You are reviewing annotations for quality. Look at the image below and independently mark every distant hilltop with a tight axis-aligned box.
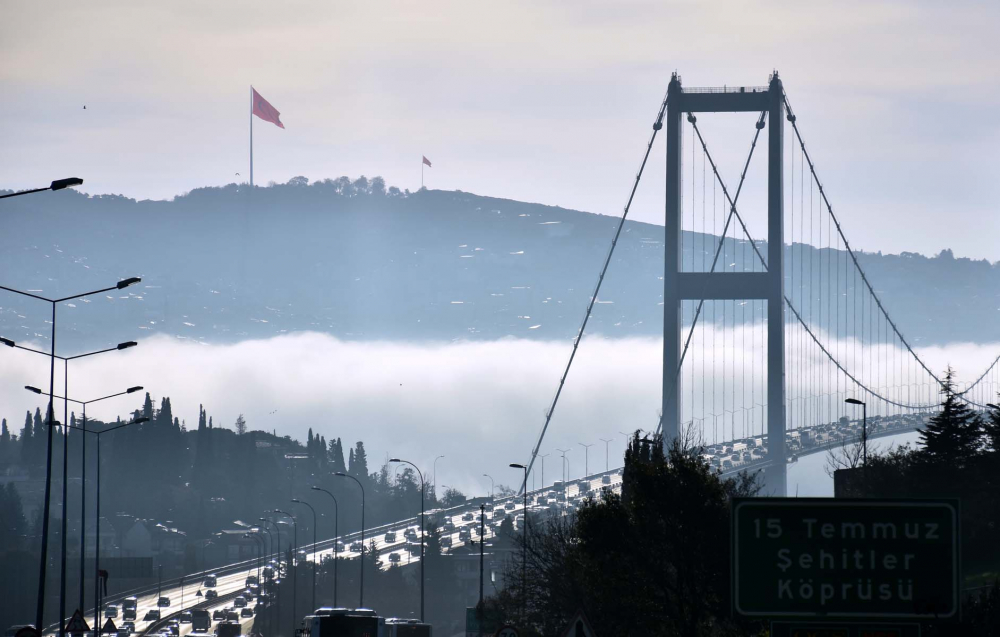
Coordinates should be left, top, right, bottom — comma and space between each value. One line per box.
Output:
1, 177, 997, 349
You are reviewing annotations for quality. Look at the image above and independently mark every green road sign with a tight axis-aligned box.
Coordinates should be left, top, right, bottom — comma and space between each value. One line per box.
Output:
732, 498, 958, 619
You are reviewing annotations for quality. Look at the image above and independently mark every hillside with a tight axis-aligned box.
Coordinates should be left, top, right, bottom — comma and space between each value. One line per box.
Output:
0, 176, 997, 350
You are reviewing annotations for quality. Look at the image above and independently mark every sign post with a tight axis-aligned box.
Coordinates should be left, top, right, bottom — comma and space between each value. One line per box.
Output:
732, 498, 959, 621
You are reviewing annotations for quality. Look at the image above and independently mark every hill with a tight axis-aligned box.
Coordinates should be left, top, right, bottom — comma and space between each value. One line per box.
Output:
1, 176, 997, 350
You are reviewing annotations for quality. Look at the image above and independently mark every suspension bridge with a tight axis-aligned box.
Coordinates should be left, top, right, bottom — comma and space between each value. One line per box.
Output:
521, 71, 1000, 496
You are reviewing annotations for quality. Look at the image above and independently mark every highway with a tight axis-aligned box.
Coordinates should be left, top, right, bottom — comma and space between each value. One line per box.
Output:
56, 411, 924, 635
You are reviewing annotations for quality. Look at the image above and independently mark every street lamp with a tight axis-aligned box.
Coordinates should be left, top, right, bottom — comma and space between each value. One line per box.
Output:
537, 454, 548, 488
334, 472, 365, 608
0, 177, 84, 200
578, 442, 594, 477
0, 276, 140, 633
509, 463, 528, 625
273, 510, 298, 629
66, 416, 147, 630
599, 438, 613, 472
389, 458, 425, 621
291, 499, 317, 614
845, 398, 867, 466
23, 382, 142, 614
556, 448, 570, 483
433, 455, 444, 500
310, 487, 339, 607
482, 474, 494, 501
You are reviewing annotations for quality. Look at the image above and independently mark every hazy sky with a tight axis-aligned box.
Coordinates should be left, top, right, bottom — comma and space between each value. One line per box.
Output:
2, 1, 999, 259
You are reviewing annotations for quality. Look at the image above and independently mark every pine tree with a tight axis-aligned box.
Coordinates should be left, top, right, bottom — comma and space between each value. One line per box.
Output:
918, 368, 983, 466
1, 418, 9, 445
985, 404, 1000, 454
348, 448, 356, 474
235, 414, 247, 435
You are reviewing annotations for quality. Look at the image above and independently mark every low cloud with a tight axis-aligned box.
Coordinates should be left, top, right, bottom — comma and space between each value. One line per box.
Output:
0, 330, 995, 496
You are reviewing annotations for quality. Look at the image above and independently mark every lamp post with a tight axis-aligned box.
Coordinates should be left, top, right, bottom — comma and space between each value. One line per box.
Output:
432, 455, 444, 501
509, 463, 528, 626
259, 517, 281, 631
482, 474, 494, 501
389, 458, 425, 621
578, 442, 594, 477
1, 277, 140, 633
537, 454, 548, 489
310, 486, 339, 607
290, 499, 317, 614
66, 416, 147, 631
845, 398, 867, 466
23, 379, 141, 615
599, 439, 612, 472
334, 472, 365, 608
556, 448, 570, 483
273, 510, 298, 629
0, 177, 83, 200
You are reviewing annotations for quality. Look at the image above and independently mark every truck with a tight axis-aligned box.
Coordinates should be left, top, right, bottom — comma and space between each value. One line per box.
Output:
309, 608, 384, 637
122, 597, 137, 621
215, 622, 240, 637
190, 610, 211, 633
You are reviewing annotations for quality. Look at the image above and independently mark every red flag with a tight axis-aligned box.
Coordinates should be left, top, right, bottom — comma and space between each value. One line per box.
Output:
252, 88, 285, 129
422, 156, 432, 167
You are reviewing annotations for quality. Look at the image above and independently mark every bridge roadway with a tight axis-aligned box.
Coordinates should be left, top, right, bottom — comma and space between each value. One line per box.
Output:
56, 413, 925, 636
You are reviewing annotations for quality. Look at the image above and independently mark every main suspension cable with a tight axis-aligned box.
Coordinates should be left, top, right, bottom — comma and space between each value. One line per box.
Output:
518, 89, 669, 494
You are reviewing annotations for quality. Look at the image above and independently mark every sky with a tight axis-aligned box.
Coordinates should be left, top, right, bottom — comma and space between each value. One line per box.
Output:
2, 0, 1000, 259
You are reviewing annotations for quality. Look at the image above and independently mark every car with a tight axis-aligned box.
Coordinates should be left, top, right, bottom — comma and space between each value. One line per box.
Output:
212, 610, 226, 621
225, 611, 239, 622
167, 626, 179, 637
440, 536, 452, 547
389, 552, 401, 563
245, 575, 258, 586
601, 475, 611, 485
461, 512, 473, 521
105, 606, 118, 618
205, 589, 218, 600
116, 629, 130, 637
157, 597, 170, 608
443, 520, 455, 531
404, 528, 417, 540
384, 531, 396, 542
233, 596, 247, 608
240, 608, 253, 618
203, 574, 217, 587
179, 611, 192, 624
144, 610, 160, 622
350, 541, 363, 552
504, 502, 516, 510
121, 623, 135, 634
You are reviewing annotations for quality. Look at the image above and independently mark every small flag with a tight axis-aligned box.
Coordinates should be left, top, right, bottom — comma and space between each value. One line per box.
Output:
252, 88, 285, 129
422, 156, 432, 168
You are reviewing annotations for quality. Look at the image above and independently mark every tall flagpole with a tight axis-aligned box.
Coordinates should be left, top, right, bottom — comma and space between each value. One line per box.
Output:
249, 86, 254, 188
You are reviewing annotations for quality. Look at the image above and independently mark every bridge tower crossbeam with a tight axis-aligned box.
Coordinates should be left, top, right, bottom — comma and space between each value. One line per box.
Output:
661, 72, 787, 495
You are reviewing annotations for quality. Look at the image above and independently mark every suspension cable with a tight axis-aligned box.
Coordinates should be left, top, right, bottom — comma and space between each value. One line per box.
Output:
681, 113, 935, 410
517, 89, 669, 494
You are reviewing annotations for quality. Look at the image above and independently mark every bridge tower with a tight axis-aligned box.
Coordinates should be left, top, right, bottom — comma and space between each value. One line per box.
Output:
661, 72, 787, 495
